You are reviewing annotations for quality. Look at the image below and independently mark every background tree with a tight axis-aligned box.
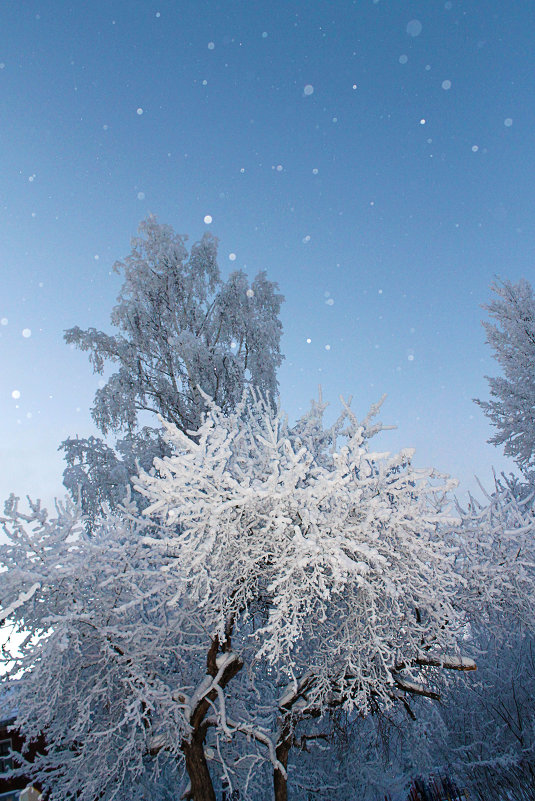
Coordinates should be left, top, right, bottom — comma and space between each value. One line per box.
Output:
475, 278, 535, 476
424, 473, 535, 800
427, 622, 535, 801
404, 317, 535, 800
413, 278, 535, 800
61, 215, 284, 525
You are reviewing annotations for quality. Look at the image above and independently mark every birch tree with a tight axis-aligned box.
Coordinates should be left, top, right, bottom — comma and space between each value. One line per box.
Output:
61, 216, 284, 525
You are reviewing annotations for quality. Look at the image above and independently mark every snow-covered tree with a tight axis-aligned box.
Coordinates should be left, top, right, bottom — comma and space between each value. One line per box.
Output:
1, 392, 476, 801
475, 278, 535, 476
61, 215, 284, 525
134, 390, 476, 800
423, 473, 535, 800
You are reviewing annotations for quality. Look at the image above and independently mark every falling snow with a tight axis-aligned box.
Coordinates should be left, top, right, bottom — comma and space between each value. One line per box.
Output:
406, 19, 423, 37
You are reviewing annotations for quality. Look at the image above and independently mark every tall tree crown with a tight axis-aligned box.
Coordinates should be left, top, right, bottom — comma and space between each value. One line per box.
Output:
65, 216, 284, 436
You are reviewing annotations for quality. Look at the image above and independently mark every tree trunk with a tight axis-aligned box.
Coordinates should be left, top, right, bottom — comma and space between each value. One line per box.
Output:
182, 631, 243, 801
273, 729, 291, 801
182, 729, 216, 801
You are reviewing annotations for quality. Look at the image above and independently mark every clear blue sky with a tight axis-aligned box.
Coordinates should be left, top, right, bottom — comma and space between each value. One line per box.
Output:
1, 0, 534, 507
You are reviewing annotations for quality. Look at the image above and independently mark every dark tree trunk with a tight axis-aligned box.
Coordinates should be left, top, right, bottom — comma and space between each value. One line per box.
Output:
182, 629, 243, 801
273, 725, 292, 801
182, 728, 217, 801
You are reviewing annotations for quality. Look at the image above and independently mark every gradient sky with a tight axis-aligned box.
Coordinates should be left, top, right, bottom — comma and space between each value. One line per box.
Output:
1, 0, 534, 509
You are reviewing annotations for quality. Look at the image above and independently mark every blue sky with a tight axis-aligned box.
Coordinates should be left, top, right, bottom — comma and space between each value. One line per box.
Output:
1, 0, 534, 507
